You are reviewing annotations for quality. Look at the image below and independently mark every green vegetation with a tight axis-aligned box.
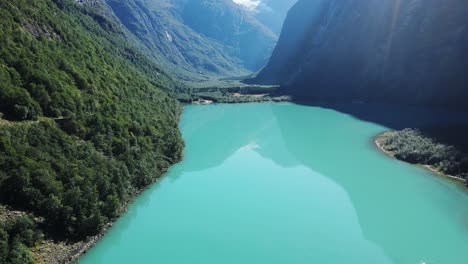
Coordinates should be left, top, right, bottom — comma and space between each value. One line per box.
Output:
180, 92, 290, 104
379, 129, 468, 182
180, 0, 277, 71
105, 0, 249, 81
0, 0, 183, 261
0, 214, 42, 264
175, 84, 289, 104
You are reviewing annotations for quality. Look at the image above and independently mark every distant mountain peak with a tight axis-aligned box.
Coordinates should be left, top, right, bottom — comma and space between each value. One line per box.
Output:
232, 0, 261, 11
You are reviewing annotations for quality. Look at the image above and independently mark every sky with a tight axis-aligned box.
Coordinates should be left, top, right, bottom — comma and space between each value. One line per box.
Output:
232, 0, 261, 10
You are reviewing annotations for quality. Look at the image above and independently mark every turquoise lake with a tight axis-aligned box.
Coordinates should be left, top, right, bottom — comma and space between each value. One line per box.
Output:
79, 103, 468, 264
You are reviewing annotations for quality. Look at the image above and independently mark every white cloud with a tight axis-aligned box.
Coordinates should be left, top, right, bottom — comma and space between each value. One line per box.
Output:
233, 0, 261, 10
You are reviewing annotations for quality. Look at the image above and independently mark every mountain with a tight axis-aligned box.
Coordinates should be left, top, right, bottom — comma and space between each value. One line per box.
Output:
0, 0, 183, 262
104, 0, 277, 80
104, 0, 247, 81
254, 0, 297, 35
253, 0, 468, 110
179, 0, 277, 71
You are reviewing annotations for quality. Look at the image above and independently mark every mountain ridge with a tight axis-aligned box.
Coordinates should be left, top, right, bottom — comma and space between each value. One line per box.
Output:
104, 0, 279, 81
253, 0, 468, 110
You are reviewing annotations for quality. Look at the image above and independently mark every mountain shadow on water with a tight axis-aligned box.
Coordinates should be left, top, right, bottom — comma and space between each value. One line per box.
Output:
266, 103, 468, 264
176, 103, 468, 177
167, 103, 468, 264
292, 101, 468, 152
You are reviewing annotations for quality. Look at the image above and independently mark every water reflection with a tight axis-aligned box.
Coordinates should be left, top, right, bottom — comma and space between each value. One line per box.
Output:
80, 103, 468, 264
177, 103, 468, 263
266, 103, 468, 263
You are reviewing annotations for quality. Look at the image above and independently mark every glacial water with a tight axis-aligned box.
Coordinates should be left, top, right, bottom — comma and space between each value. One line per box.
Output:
79, 103, 468, 264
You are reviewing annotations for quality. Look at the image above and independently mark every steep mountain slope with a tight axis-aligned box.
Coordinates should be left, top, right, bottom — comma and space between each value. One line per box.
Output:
254, 0, 468, 109
179, 0, 277, 71
0, 0, 183, 262
254, 0, 297, 35
105, 0, 248, 81
104, 0, 277, 81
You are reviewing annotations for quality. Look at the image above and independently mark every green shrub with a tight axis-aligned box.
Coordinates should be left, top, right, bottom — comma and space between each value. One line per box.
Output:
0, 215, 41, 264
382, 129, 468, 180
0, 228, 9, 264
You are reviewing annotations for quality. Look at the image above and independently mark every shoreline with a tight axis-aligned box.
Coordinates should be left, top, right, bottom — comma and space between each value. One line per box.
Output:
33, 169, 170, 264
185, 91, 291, 105
374, 131, 466, 184
35, 100, 286, 263
35, 129, 466, 262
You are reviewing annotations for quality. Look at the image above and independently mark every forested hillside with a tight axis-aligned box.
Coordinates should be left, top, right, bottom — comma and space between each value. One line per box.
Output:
253, 0, 468, 110
0, 0, 183, 262
104, 0, 247, 81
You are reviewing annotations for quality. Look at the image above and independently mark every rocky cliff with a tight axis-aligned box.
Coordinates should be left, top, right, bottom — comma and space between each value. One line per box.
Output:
254, 0, 297, 35
253, 0, 468, 109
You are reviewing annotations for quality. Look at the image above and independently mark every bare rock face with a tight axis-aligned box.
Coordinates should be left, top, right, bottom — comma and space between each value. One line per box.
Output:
254, 0, 298, 35
254, 0, 468, 110
75, 0, 98, 5
23, 22, 61, 40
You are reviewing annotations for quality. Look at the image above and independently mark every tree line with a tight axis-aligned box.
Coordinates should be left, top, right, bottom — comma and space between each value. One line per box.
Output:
0, 0, 184, 261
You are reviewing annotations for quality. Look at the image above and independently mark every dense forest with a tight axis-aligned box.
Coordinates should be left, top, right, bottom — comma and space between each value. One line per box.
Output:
0, 0, 184, 262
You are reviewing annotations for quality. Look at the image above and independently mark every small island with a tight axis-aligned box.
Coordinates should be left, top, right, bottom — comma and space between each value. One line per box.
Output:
375, 129, 468, 186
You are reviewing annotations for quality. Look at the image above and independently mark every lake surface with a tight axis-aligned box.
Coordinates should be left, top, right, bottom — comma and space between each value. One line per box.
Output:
80, 103, 468, 264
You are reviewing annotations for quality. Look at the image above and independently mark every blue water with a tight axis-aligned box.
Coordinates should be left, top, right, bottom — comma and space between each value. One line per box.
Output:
80, 103, 468, 264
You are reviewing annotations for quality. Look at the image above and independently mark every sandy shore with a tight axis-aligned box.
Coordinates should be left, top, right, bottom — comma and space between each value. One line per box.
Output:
374, 131, 466, 184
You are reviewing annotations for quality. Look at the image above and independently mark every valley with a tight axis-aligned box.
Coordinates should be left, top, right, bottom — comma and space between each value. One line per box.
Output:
0, 0, 467, 263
